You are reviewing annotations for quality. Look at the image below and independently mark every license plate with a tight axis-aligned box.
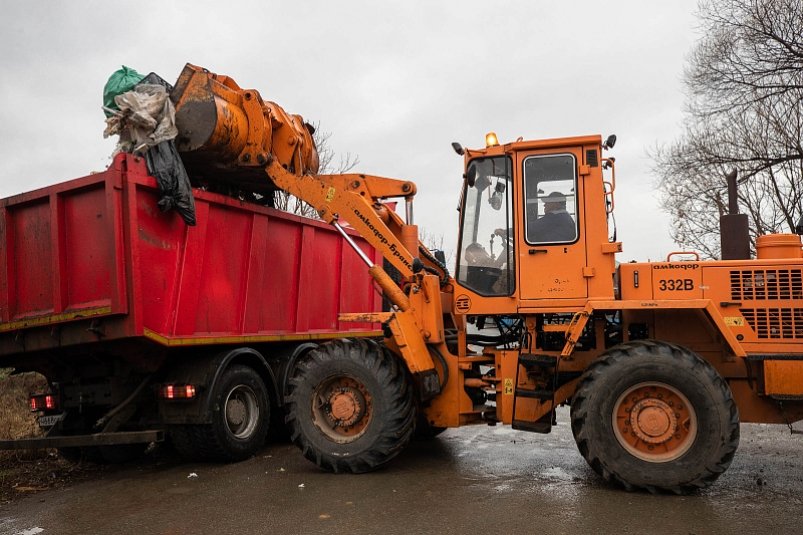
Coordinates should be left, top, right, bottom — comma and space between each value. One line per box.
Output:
37, 413, 64, 428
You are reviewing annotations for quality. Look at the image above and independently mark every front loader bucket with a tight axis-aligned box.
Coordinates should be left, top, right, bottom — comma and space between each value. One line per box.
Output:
170, 64, 319, 188
171, 65, 250, 163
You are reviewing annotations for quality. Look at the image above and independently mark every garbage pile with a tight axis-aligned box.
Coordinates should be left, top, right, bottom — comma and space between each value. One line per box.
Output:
102, 66, 196, 225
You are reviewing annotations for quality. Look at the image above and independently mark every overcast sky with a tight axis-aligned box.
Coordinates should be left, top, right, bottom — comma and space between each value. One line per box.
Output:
0, 0, 700, 261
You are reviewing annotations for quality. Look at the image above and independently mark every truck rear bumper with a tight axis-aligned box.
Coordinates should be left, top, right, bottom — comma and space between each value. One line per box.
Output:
0, 430, 163, 450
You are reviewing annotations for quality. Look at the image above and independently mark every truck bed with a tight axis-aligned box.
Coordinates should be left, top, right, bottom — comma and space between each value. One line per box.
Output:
0, 153, 381, 367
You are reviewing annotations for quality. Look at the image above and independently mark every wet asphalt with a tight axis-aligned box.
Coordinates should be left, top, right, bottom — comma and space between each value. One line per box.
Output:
1, 407, 801, 535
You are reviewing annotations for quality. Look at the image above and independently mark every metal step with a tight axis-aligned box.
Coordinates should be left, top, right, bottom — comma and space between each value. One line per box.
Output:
512, 418, 552, 433
518, 353, 558, 368
514, 389, 554, 401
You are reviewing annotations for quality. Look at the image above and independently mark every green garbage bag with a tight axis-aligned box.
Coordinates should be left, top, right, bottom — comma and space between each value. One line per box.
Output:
103, 66, 144, 117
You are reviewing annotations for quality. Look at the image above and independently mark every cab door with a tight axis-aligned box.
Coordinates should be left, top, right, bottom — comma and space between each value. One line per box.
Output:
517, 151, 588, 301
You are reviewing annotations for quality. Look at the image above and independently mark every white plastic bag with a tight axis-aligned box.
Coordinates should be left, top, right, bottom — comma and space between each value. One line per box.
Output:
104, 84, 178, 153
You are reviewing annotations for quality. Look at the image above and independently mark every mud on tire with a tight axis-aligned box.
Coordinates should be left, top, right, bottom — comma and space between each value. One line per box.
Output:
570, 340, 740, 494
285, 338, 415, 473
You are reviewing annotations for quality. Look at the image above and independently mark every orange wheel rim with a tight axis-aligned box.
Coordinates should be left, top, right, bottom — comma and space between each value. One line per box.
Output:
612, 382, 697, 462
312, 376, 373, 444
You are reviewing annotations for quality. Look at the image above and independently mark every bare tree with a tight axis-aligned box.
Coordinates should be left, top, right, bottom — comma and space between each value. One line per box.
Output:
273, 123, 359, 218
686, 0, 803, 113
654, 0, 803, 258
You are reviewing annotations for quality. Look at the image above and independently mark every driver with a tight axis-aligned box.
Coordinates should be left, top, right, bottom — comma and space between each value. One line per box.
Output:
463, 242, 510, 294
464, 242, 495, 267
528, 191, 576, 243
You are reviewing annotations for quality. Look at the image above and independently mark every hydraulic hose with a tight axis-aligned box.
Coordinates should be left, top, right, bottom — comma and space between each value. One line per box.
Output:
418, 245, 450, 285
428, 345, 450, 389
94, 374, 153, 431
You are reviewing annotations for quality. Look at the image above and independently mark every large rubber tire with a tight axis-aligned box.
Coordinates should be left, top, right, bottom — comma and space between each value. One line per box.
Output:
570, 340, 739, 494
170, 365, 269, 462
285, 339, 415, 473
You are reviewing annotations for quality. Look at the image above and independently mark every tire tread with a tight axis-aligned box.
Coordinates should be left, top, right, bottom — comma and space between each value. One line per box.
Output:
570, 340, 740, 494
285, 339, 415, 473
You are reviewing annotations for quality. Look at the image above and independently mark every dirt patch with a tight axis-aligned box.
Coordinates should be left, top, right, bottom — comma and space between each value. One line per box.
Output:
0, 452, 105, 505
0, 371, 102, 504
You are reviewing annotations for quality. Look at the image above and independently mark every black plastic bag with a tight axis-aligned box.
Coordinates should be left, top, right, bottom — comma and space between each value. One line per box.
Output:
145, 140, 196, 226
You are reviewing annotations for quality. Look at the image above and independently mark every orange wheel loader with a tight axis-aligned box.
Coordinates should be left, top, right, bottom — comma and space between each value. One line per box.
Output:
169, 64, 803, 493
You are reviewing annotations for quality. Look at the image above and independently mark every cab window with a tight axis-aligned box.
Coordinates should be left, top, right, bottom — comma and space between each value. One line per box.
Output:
523, 154, 578, 244
456, 156, 515, 296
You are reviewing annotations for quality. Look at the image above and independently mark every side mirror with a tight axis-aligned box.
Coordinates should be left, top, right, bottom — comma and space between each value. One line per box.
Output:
451, 142, 465, 156
603, 134, 617, 150
489, 192, 503, 210
466, 164, 478, 187
489, 181, 505, 210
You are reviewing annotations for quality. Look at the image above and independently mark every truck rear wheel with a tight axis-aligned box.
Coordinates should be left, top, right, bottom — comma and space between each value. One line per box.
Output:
570, 340, 739, 494
285, 339, 415, 473
171, 364, 269, 462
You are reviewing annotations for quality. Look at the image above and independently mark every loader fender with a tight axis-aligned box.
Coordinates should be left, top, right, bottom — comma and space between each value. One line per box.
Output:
277, 342, 320, 401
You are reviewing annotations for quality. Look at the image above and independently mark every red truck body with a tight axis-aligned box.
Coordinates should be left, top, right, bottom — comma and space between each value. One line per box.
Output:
0, 153, 383, 459
0, 153, 380, 362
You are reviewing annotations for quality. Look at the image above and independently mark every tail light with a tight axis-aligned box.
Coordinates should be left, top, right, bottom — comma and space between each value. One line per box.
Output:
30, 394, 58, 412
160, 384, 197, 400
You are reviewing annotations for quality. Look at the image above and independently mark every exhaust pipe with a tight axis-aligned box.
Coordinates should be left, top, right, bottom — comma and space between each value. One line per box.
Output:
720, 169, 751, 260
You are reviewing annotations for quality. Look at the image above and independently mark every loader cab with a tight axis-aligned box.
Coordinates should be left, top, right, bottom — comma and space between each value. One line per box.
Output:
456, 155, 516, 302
455, 135, 618, 313
517, 147, 589, 303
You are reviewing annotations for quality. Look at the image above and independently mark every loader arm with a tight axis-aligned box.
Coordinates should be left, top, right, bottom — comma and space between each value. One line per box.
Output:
265, 160, 419, 277
171, 63, 448, 283
262, 152, 446, 395
265, 163, 447, 280
171, 63, 447, 397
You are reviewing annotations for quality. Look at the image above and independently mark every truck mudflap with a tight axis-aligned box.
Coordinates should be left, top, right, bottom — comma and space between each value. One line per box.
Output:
0, 430, 163, 450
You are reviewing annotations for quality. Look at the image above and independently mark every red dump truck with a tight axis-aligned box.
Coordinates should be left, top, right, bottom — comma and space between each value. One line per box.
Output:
0, 153, 381, 462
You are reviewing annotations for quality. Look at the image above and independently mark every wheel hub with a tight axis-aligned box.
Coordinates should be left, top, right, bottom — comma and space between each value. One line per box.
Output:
227, 398, 247, 427
612, 382, 697, 463
223, 385, 259, 439
630, 399, 677, 443
312, 376, 373, 443
327, 387, 364, 427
